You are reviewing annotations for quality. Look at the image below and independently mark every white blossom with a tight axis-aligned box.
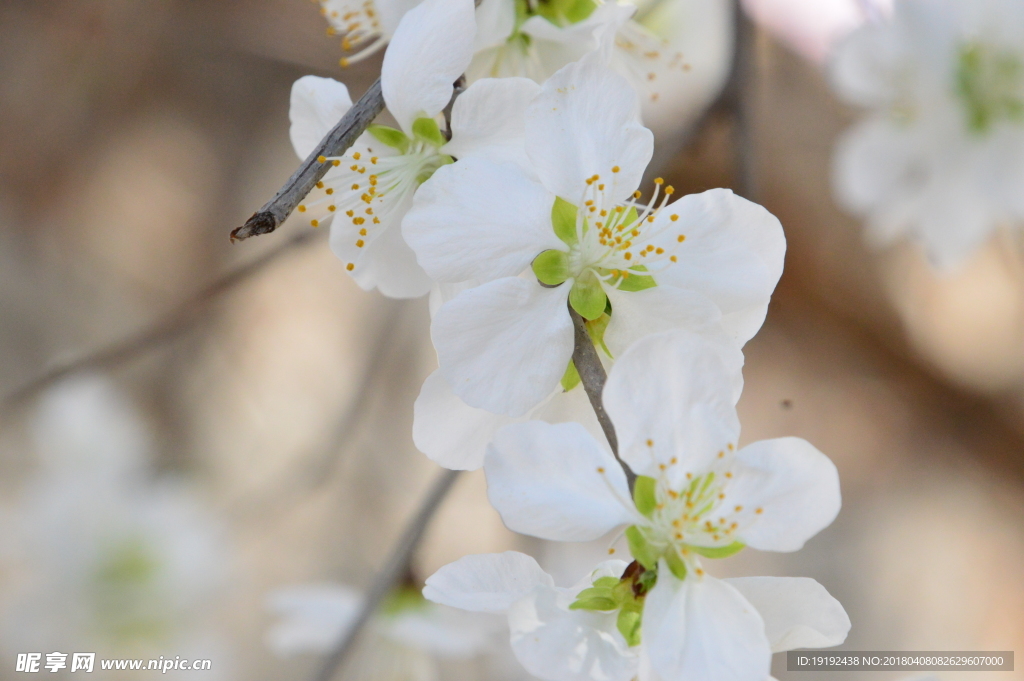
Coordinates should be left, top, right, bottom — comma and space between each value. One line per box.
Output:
404, 55, 784, 418
421, 330, 848, 681
831, 0, 1024, 269
292, 0, 539, 297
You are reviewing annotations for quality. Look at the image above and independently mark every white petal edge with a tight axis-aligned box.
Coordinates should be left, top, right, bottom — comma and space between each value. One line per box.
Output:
731, 437, 842, 552
381, 0, 477, 131
445, 77, 540, 170
423, 551, 554, 613
603, 329, 741, 486
725, 576, 851, 653
485, 421, 634, 541
432, 277, 574, 417
290, 76, 353, 159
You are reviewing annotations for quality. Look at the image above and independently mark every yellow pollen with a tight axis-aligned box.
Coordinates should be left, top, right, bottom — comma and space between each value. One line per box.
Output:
353, 217, 365, 225
717, 451, 724, 458
597, 467, 605, 473
624, 252, 632, 260
332, 160, 341, 166
727, 443, 734, 451
359, 228, 367, 236
298, 205, 307, 213
659, 463, 666, 470
316, 181, 325, 189
325, 188, 334, 195
677, 234, 686, 242
373, 217, 380, 224
365, 208, 373, 215
328, 205, 336, 212
696, 568, 704, 576
352, 152, 361, 160
665, 186, 675, 195
670, 214, 679, 221
686, 472, 693, 480
735, 505, 743, 512
340, 58, 350, 67
346, 263, 355, 271
371, 157, 378, 164
349, 164, 360, 171
755, 508, 764, 514
346, 210, 354, 217
608, 548, 616, 554
634, 190, 642, 199
670, 457, 677, 464
654, 177, 664, 185
718, 493, 725, 499
351, 184, 360, 190
670, 255, 678, 262
317, 155, 327, 163
356, 239, 365, 247
585, 200, 593, 206
656, 247, 664, 254
612, 166, 620, 173
598, 184, 605, 190
310, 219, 319, 227
646, 439, 653, 447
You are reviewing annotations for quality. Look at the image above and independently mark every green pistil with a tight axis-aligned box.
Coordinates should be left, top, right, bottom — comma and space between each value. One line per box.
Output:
955, 41, 1024, 134
513, 0, 597, 31
569, 561, 656, 647
380, 585, 429, 616
367, 118, 453, 184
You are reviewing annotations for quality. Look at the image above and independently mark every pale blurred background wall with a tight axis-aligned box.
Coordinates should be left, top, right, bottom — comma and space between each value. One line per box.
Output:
0, 2, 1021, 681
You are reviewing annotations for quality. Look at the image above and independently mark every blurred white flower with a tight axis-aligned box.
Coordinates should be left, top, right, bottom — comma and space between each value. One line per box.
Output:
292, 0, 540, 297
742, 0, 892, 64
404, 56, 783, 419
323, 0, 733, 141
0, 375, 228, 673
266, 582, 499, 681
831, 0, 1024, 270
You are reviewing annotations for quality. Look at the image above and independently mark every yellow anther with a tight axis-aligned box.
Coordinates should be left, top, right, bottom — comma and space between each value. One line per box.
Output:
317, 155, 327, 163
656, 247, 664, 254
340, 58, 350, 67
608, 548, 616, 555
646, 439, 653, 447
356, 239, 365, 247
328, 205, 336, 212
634, 190, 642, 199
597, 467, 605, 473
346, 263, 355, 271
665, 186, 675, 195
346, 210, 354, 217
332, 160, 341, 166
735, 506, 743, 512
612, 166, 620, 173
654, 177, 664, 185
359, 228, 367, 236
353, 217, 365, 225
310, 219, 319, 227
755, 508, 764, 514
316, 181, 325, 189
624, 252, 632, 260
351, 184, 360, 190
677, 234, 686, 242
325, 188, 334, 195
371, 157, 378, 164
373, 217, 380, 224
353, 152, 361, 160
298, 205, 307, 213
670, 214, 679, 221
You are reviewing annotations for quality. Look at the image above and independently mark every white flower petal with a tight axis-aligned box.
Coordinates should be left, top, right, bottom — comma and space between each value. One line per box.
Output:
603, 330, 741, 484
643, 571, 771, 681
602, 286, 744, 402
404, 157, 560, 283
729, 437, 841, 552
509, 583, 638, 681
265, 583, 362, 656
289, 76, 353, 159
651, 189, 785, 346
332, 200, 433, 298
526, 54, 653, 204
725, 576, 850, 653
413, 370, 518, 471
445, 77, 540, 169
423, 552, 554, 613
432, 278, 574, 417
381, 0, 477, 131
387, 605, 500, 657
831, 116, 919, 221
474, 0, 516, 50
485, 421, 634, 541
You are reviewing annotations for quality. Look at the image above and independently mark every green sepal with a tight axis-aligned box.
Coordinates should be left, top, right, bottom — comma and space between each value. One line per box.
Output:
569, 273, 607, 321
625, 526, 659, 570
380, 586, 427, 615
551, 197, 579, 247
663, 550, 688, 580
533, 0, 597, 26
532, 249, 570, 286
367, 124, 410, 152
637, 567, 658, 594
690, 542, 746, 559
616, 608, 643, 647
560, 360, 581, 392
591, 576, 620, 589
569, 596, 618, 611
632, 476, 658, 518
616, 271, 658, 292
412, 116, 447, 147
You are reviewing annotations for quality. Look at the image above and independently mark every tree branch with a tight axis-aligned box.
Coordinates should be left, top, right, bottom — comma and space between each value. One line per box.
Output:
230, 78, 385, 242
569, 306, 636, 491
312, 468, 461, 681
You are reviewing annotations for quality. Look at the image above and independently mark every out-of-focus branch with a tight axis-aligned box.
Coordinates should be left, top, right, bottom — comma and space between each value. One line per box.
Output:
312, 468, 461, 681
1, 229, 327, 414
230, 79, 385, 242
569, 306, 636, 492
731, 0, 759, 202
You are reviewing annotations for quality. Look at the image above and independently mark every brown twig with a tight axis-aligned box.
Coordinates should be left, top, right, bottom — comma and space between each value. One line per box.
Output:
312, 468, 461, 681
230, 78, 385, 242
569, 306, 636, 491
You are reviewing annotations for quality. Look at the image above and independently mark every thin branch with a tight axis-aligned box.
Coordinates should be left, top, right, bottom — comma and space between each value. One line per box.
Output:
730, 0, 759, 202
230, 78, 385, 242
569, 306, 636, 492
1, 229, 326, 414
312, 468, 461, 681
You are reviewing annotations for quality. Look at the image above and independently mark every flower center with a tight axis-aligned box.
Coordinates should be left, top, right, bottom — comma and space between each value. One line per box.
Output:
955, 40, 1024, 134
568, 560, 656, 647
531, 171, 687, 321
298, 118, 452, 273
321, 0, 389, 67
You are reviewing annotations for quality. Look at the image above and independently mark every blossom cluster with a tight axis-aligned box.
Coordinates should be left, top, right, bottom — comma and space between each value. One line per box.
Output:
270, 0, 852, 677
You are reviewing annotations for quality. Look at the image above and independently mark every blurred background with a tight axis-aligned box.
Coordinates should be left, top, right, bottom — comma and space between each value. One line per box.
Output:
0, 1, 1021, 680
